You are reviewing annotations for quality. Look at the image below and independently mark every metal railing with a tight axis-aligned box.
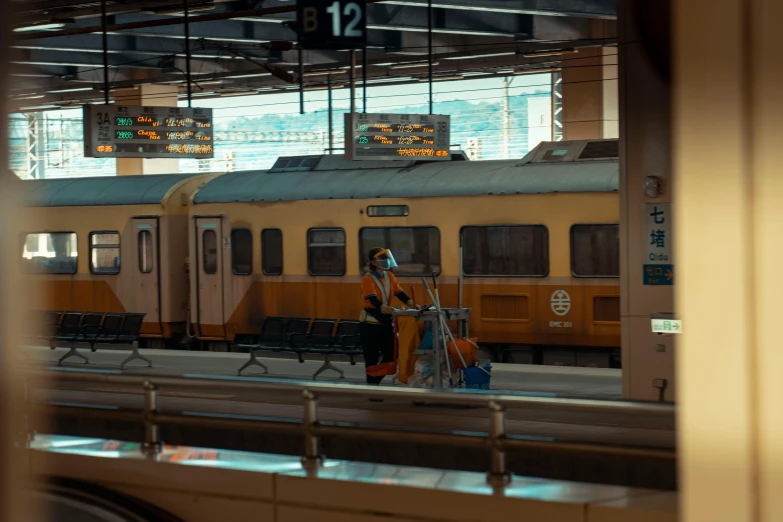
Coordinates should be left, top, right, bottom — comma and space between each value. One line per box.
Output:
23, 369, 676, 488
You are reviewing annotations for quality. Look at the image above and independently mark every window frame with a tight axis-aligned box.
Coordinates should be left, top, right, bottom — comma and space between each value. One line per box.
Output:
366, 205, 410, 217
202, 229, 218, 275
88, 230, 121, 275
230, 228, 253, 276
358, 225, 441, 277
261, 228, 284, 276
21, 231, 79, 275
460, 224, 550, 278
307, 227, 346, 277
138, 229, 154, 274
569, 223, 620, 278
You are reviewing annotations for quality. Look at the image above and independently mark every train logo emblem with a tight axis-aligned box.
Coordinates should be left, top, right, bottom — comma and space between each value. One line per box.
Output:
550, 290, 571, 316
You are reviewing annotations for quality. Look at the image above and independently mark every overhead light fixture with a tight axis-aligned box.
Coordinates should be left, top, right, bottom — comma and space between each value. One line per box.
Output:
520, 49, 577, 58
48, 87, 94, 94
418, 75, 463, 82
513, 68, 559, 75
150, 3, 216, 15
304, 84, 346, 91
389, 61, 439, 69
442, 52, 515, 61
13, 22, 67, 32
303, 70, 348, 77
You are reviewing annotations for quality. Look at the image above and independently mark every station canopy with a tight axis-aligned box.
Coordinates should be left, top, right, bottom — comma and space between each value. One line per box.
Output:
9, 0, 615, 111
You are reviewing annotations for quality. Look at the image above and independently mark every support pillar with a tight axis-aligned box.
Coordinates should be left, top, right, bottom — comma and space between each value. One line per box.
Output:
114, 84, 180, 176
618, 0, 673, 402
675, 0, 783, 520
561, 20, 618, 140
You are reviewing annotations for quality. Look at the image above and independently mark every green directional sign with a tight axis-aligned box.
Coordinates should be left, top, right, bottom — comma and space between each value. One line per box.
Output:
651, 318, 682, 334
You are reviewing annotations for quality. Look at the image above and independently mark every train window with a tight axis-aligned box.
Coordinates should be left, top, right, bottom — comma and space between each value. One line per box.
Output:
308, 228, 345, 276
367, 205, 409, 217
202, 230, 218, 275
571, 224, 620, 277
359, 227, 440, 276
462, 226, 549, 277
138, 230, 154, 274
89, 232, 120, 275
231, 229, 252, 275
21, 232, 77, 275
262, 229, 283, 276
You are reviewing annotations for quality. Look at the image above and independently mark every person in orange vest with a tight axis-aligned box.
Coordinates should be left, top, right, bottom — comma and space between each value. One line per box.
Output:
359, 247, 417, 385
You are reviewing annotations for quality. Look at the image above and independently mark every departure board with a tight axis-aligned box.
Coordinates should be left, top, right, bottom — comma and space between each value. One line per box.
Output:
344, 113, 451, 161
83, 105, 214, 159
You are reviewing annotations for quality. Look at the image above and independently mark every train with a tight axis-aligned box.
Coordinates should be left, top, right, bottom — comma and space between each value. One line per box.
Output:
20, 138, 620, 367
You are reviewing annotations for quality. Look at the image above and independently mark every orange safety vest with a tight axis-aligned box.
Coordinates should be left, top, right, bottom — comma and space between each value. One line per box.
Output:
359, 270, 402, 324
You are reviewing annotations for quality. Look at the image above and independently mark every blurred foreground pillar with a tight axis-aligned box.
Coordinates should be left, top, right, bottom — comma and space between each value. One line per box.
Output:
115, 84, 180, 175
674, 0, 783, 521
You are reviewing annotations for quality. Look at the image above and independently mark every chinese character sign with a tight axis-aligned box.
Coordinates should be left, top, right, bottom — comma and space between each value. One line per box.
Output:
644, 203, 673, 285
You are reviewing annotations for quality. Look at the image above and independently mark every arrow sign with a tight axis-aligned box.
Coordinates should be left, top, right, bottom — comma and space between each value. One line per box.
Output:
666, 269, 673, 281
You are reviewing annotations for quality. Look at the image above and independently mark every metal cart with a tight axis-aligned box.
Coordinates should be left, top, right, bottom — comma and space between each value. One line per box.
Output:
393, 307, 472, 390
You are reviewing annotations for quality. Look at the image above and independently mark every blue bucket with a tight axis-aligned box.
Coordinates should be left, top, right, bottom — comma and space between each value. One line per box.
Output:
417, 324, 433, 352
463, 365, 491, 390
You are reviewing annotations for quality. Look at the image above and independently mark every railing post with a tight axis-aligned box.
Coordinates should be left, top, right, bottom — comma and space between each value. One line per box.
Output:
142, 380, 162, 456
301, 389, 323, 474
487, 400, 511, 488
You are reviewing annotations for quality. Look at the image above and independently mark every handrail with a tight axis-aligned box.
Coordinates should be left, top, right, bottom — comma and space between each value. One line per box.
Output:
22, 368, 676, 489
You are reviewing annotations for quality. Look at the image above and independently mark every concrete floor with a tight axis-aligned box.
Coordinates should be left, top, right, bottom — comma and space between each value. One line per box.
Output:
25, 344, 623, 400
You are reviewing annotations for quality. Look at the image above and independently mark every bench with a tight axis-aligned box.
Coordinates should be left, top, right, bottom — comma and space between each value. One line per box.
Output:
39, 310, 149, 368
234, 317, 363, 379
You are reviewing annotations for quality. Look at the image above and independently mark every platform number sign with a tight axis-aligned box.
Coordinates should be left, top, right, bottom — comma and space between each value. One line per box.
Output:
297, 0, 367, 50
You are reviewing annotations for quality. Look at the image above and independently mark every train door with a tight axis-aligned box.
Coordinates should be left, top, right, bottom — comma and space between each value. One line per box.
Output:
132, 218, 162, 335
194, 217, 225, 338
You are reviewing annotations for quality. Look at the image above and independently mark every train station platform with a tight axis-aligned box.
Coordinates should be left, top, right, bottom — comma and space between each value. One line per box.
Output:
23, 345, 623, 400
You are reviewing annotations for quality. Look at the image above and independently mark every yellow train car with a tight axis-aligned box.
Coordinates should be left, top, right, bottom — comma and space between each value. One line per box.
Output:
188, 139, 620, 364
21, 173, 215, 344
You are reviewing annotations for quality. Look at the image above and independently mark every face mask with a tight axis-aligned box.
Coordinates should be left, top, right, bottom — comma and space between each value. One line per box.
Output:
377, 259, 392, 270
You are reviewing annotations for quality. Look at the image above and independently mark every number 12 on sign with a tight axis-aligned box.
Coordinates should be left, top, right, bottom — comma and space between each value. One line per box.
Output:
326, 1, 363, 37
297, 0, 366, 50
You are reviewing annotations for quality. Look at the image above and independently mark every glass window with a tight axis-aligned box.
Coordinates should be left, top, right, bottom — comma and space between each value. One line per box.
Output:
231, 229, 252, 275
462, 226, 549, 277
359, 227, 440, 276
262, 229, 283, 276
90, 232, 120, 275
21, 232, 78, 275
138, 230, 153, 274
203, 230, 218, 275
571, 224, 620, 277
308, 228, 345, 276
367, 205, 409, 217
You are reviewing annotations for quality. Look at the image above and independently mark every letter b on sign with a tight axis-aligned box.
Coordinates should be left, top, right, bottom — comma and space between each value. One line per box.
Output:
303, 7, 318, 33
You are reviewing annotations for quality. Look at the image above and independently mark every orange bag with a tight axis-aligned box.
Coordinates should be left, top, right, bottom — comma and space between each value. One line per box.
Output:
447, 337, 479, 368
366, 316, 400, 377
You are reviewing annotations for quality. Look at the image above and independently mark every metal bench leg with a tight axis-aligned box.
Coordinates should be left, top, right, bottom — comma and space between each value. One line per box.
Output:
58, 344, 89, 365
237, 350, 268, 376
120, 341, 153, 369
313, 355, 344, 380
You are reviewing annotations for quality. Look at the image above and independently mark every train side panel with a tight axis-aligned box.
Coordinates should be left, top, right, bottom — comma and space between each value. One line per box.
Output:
192, 192, 620, 350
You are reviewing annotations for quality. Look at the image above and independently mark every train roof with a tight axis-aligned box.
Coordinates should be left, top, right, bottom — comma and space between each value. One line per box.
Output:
22, 173, 198, 207
193, 139, 618, 204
